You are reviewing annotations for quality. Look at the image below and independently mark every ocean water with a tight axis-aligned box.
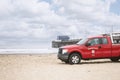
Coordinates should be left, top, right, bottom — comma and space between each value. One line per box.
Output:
0, 48, 58, 54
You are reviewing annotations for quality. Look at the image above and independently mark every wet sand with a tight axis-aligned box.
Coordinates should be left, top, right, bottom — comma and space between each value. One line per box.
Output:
0, 54, 120, 80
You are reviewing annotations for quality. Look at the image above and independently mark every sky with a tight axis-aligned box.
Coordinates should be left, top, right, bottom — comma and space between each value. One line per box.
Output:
0, 0, 120, 49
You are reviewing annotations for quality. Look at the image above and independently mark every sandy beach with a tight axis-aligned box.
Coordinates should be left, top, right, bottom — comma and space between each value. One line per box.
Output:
0, 54, 120, 80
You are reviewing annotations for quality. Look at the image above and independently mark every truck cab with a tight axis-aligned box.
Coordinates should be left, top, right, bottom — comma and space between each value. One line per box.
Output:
58, 33, 120, 64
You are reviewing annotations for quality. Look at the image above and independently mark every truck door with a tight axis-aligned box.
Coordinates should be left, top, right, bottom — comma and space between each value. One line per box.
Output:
100, 38, 111, 58
86, 38, 111, 58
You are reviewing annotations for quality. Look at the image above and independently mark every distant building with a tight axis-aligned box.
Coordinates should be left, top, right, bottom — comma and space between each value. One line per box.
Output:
52, 35, 81, 48
57, 36, 70, 41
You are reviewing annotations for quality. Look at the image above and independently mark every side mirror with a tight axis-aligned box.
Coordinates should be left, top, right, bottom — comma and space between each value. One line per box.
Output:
85, 43, 91, 46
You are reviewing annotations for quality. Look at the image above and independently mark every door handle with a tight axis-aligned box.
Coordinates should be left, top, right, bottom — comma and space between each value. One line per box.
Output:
98, 46, 101, 49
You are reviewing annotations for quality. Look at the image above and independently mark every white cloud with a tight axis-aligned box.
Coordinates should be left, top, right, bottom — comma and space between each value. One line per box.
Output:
0, 0, 120, 48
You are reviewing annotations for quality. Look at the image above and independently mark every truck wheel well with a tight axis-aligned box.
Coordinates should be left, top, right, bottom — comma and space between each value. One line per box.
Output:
69, 51, 82, 59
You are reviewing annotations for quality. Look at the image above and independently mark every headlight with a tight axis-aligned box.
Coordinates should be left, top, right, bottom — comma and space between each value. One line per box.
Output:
62, 49, 68, 54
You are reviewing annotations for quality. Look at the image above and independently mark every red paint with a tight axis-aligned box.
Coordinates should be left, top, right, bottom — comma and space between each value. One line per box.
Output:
62, 35, 120, 59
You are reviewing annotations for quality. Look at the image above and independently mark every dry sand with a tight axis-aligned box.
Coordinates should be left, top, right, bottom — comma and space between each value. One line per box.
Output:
0, 54, 120, 80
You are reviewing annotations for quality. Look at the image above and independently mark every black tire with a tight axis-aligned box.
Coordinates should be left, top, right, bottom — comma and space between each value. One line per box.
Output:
69, 53, 81, 64
110, 58, 119, 62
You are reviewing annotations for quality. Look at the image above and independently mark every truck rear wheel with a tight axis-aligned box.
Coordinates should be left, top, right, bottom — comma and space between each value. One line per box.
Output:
69, 53, 81, 64
110, 58, 119, 62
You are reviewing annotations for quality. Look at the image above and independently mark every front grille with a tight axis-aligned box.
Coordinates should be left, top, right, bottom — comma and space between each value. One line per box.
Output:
58, 48, 62, 54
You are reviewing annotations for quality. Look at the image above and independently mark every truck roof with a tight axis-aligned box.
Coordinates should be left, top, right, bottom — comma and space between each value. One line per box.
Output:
88, 35, 108, 39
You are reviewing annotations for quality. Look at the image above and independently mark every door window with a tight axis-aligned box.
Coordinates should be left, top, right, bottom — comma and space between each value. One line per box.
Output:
88, 38, 100, 46
102, 38, 108, 44
87, 38, 108, 46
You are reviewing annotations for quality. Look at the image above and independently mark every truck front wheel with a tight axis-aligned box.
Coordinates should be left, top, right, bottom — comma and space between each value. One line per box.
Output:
110, 58, 119, 62
69, 53, 81, 64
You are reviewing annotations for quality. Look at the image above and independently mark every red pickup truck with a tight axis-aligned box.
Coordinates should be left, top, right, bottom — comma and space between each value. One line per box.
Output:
58, 33, 120, 64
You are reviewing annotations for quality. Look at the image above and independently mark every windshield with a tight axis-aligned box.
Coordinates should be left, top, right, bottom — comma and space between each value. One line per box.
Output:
77, 38, 88, 45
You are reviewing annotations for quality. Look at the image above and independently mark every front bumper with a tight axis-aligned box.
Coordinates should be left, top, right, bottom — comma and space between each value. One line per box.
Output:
57, 53, 69, 61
